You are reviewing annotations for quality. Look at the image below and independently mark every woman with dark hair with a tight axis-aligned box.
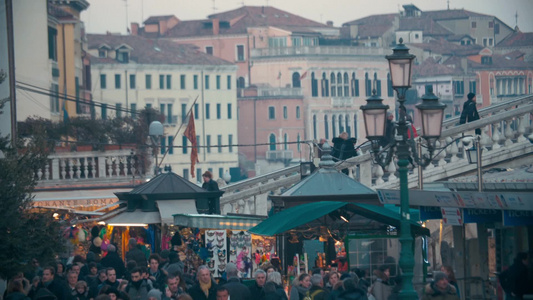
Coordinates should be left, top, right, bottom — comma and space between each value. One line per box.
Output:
6, 278, 31, 300
440, 266, 459, 298
370, 265, 394, 300
289, 273, 311, 300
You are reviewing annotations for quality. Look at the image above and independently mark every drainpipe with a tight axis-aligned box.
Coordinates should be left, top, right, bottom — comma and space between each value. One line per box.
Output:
6, 0, 17, 144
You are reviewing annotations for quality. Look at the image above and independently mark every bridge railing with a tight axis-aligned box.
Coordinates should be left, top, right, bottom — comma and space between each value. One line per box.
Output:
218, 95, 533, 215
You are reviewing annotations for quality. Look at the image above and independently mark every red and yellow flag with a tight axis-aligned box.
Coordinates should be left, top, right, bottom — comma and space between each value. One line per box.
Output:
184, 111, 199, 177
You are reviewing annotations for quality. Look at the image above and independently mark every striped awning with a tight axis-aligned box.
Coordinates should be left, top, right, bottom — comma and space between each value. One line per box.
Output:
173, 214, 264, 230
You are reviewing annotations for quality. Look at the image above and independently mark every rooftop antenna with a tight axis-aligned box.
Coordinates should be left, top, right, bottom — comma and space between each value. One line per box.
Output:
141, 0, 144, 25
447, 0, 450, 10
212, 0, 217, 13
265, 0, 269, 6
515, 11, 519, 28
123, 0, 129, 34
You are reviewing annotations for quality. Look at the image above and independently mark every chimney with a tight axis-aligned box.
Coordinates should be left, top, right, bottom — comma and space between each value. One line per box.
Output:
212, 18, 220, 35
131, 22, 139, 35
326, 21, 333, 27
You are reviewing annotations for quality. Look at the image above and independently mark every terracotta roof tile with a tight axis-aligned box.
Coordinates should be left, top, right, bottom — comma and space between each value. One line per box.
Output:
468, 54, 533, 70
343, 14, 396, 38
144, 15, 177, 24
87, 34, 233, 66
497, 30, 533, 47
413, 57, 464, 77
161, 6, 327, 38
399, 17, 452, 36
422, 9, 492, 20
410, 39, 483, 56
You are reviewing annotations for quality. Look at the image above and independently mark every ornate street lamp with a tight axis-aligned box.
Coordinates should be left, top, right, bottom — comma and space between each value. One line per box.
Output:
465, 136, 483, 192
149, 121, 163, 175
360, 38, 446, 300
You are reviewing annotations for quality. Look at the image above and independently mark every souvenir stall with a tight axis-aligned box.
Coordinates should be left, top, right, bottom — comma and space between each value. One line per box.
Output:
249, 146, 429, 284
172, 214, 269, 278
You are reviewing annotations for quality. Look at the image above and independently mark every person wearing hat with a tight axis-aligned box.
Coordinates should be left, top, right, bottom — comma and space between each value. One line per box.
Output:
422, 271, 459, 300
459, 93, 481, 135
201, 171, 221, 214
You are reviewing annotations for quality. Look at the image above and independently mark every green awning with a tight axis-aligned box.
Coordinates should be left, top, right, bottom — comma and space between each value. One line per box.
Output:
248, 201, 429, 236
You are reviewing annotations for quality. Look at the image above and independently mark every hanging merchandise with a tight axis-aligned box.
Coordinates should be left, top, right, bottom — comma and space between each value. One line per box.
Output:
229, 231, 252, 278
251, 235, 276, 271
205, 230, 227, 277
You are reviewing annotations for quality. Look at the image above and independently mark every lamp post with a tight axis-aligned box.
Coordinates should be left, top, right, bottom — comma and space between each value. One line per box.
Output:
149, 121, 163, 175
360, 38, 446, 300
465, 135, 483, 192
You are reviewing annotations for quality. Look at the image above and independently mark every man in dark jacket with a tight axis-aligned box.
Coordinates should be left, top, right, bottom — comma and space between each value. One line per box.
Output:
98, 268, 120, 293
188, 265, 218, 300
126, 238, 147, 268
29, 266, 71, 300
248, 269, 266, 300
202, 171, 221, 214
307, 274, 330, 300
100, 244, 126, 279
336, 278, 366, 300
222, 263, 252, 300
459, 92, 481, 135
126, 267, 152, 300
504, 252, 530, 300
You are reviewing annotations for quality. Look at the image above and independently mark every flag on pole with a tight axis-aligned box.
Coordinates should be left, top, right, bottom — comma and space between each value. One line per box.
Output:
184, 111, 199, 177
299, 71, 308, 80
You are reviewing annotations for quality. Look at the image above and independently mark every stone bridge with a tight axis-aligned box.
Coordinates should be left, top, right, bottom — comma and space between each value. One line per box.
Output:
219, 95, 533, 215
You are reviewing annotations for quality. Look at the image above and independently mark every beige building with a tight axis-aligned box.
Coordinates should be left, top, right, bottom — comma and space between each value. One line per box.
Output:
87, 34, 239, 182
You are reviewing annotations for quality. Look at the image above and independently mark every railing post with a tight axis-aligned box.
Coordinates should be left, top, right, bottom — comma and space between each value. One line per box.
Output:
98, 155, 107, 178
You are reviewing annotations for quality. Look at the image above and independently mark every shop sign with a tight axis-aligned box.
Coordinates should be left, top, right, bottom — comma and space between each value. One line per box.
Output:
441, 207, 463, 225
419, 206, 443, 220
463, 209, 501, 223
503, 210, 533, 226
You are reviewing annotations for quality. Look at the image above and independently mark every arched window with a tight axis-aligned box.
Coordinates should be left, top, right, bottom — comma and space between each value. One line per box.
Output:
374, 72, 382, 96
343, 72, 349, 97
324, 115, 329, 140
321, 72, 329, 97
292, 72, 301, 88
332, 115, 337, 137
345, 114, 351, 137
351, 72, 359, 96
330, 72, 336, 97
311, 72, 318, 97
387, 73, 393, 97
353, 114, 358, 139
365, 73, 371, 96
339, 115, 344, 133
337, 72, 343, 97
313, 115, 317, 140
269, 133, 276, 150
237, 77, 245, 88
284, 133, 288, 150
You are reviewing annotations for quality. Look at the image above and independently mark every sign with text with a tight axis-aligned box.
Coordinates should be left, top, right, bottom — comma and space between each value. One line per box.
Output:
441, 207, 463, 225
420, 206, 443, 220
376, 189, 533, 211
503, 210, 533, 226
463, 209, 501, 223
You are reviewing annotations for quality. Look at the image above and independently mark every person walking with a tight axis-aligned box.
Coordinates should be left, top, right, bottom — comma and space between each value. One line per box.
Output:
306, 274, 330, 300
290, 274, 311, 300
421, 271, 459, 300
202, 171, 221, 214
500, 252, 529, 300
188, 265, 218, 300
126, 238, 147, 269
125, 267, 152, 300
222, 263, 252, 300
248, 269, 266, 300
369, 265, 393, 300
100, 244, 126, 279
459, 92, 481, 135
265, 272, 287, 300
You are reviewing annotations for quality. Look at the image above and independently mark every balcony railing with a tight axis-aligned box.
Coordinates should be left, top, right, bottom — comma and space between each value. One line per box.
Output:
257, 87, 303, 97
251, 46, 387, 58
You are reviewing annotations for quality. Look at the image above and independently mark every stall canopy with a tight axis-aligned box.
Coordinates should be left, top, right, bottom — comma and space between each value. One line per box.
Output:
248, 201, 429, 236
174, 214, 265, 230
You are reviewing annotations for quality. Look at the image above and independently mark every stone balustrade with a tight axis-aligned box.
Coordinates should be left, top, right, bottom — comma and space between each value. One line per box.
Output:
34, 148, 145, 185
219, 96, 533, 215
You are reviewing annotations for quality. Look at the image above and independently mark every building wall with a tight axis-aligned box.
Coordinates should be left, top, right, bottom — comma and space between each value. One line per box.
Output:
90, 62, 239, 183
172, 35, 249, 85
56, 22, 78, 118
13, 0, 53, 121
238, 96, 305, 162
251, 55, 395, 143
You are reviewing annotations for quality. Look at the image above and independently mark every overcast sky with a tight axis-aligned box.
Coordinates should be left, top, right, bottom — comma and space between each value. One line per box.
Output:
81, 0, 533, 34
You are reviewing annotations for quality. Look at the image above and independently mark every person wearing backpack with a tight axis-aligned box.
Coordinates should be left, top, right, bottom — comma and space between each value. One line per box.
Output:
305, 274, 330, 300
500, 252, 529, 300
